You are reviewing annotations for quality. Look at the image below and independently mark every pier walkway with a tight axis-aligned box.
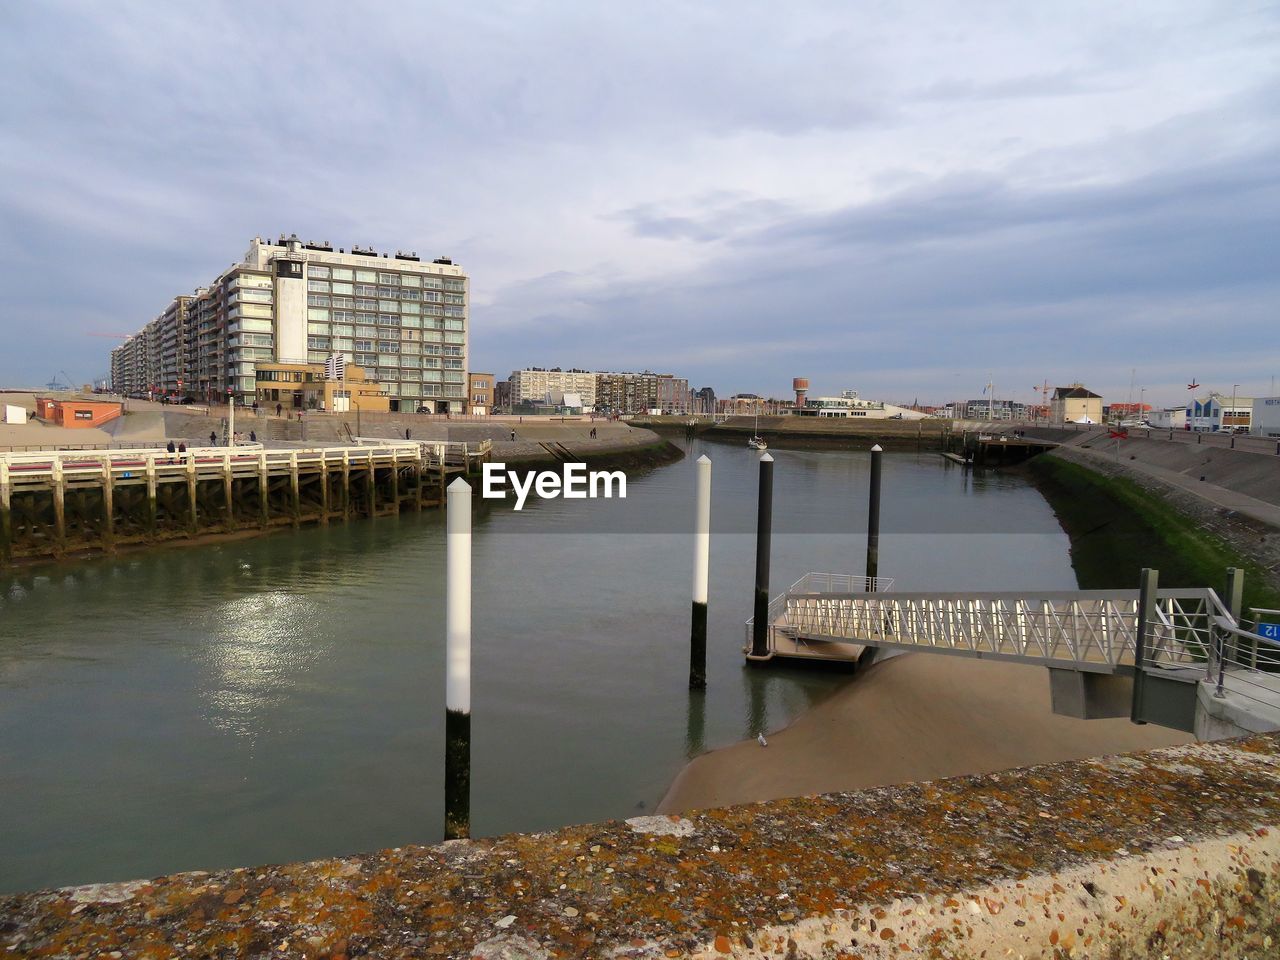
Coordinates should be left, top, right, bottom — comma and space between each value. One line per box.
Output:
0, 440, 491, 564
748, 572, 1280, 734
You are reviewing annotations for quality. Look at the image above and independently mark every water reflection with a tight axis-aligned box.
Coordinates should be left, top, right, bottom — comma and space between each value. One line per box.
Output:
684, 688, 706, 759
202, 592, 324, 742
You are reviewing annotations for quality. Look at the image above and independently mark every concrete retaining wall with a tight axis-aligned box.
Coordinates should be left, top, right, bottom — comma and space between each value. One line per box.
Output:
6, 734, 1280, 958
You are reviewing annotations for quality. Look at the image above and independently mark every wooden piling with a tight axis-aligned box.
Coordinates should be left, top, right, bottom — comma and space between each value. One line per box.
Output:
342, 449, 351, 521
416, 449, 425, 512
186, 455, 198, 536
101, 461, 115, 553
222, 451, 234, 532
320, 458, 330, 523
145, 455, 158, 541
258, 452, 270, 528
390, 449, 400, 512
0, 461, 12, 565
51, 458, 66, 557
289, 451, 301, 525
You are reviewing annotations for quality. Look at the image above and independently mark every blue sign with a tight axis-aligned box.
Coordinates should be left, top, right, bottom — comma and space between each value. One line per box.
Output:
1259, 622, 1280, 642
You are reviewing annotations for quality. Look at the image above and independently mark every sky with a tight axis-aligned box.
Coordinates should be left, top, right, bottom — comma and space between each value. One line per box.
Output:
1, 1, 1277, 408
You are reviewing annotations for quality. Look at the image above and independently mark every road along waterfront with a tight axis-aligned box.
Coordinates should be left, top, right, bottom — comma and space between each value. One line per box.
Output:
2, 438, 1079, 894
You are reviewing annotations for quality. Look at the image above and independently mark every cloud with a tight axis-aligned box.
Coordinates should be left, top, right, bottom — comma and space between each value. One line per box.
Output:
0, 0, 1276, 406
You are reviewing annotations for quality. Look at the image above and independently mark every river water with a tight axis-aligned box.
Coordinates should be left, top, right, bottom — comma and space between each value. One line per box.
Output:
0, 439, 1077, 893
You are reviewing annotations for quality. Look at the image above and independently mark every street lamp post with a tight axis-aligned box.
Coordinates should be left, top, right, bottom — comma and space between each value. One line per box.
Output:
1231, 384, 1240, 434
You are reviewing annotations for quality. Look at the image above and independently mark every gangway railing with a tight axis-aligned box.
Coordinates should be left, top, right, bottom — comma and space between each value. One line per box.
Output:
746, 579, 1240, 674
1203, 612, 1280, 713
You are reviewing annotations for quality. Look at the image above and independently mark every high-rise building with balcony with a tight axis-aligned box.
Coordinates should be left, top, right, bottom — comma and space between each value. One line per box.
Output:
111, 234, 469, 413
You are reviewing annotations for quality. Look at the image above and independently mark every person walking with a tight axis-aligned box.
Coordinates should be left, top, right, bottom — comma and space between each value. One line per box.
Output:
177, 442, 187, 453
210, 431, 217, 447
166, 440, 176, 454
276, 402, 283, 417
249, 430, 257, 443
510, 428, 516, 442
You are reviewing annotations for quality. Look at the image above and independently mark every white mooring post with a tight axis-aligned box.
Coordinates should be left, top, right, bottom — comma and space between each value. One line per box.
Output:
444, 476, 472, 840
689, 454, 712, 689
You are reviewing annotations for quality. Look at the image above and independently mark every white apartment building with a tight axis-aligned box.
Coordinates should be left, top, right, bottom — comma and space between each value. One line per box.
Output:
508, 368, 598, 408
113, 234, 469, 412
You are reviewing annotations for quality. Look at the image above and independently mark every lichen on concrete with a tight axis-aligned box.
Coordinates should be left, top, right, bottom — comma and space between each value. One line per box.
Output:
5, 734, 1280, 958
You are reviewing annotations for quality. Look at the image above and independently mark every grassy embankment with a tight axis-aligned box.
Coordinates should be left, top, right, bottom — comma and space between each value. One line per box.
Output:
1028, 455, 1280, 616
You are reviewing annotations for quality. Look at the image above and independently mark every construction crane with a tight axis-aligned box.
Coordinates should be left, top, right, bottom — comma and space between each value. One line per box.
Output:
45, 370, 76, 391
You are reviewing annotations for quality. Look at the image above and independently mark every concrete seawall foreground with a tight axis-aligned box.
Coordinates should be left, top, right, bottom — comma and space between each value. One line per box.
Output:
5, 734, 1280, 958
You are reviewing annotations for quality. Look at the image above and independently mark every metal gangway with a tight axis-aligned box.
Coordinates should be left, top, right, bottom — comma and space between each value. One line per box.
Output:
746, 572, 1280, 692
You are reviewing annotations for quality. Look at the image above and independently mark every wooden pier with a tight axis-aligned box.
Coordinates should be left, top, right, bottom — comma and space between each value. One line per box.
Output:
0, 440, 491, 565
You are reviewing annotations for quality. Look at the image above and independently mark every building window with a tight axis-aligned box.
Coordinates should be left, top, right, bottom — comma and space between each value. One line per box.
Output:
307, 265, 330, 278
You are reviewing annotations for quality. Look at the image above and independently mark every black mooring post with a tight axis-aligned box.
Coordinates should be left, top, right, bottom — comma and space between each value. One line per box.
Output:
750, 453, 774, 659
866, 444, 883, 586
1131, 567, 1157, 725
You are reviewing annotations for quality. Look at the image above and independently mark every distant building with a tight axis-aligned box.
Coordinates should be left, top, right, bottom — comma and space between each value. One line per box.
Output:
1150, 406, 1188, 430
468, 372, 494, 415
493, 379, 512, 413
1050, 385, 1103, 424
595, 371, 689, 414
1252, 397, 1280, 438
794, 389, 927, 420
1188, 394, 1252, 432
960, 398, 1027, 421
1105, 402, 1152, 421
693, 386, 717, 415
509, 368, 598, 408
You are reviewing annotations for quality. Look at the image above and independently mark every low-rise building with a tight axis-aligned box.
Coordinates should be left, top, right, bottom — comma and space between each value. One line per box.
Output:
1050, 385, 1103, 424
960, 398, 1027, 421
468, 373, 494, 415
1188, 394, 1252, 432
1150, 406, 1189, 430
254, 362, 389, 413
35, 397, 124, 429
795, 389, 928, 420
1251, 396, 1280, 438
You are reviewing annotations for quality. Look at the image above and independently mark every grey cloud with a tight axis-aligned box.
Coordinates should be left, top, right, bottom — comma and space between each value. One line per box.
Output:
480, 144, 1280, 401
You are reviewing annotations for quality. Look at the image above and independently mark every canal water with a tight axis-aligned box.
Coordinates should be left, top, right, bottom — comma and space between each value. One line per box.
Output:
0, 440, 1077, 893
